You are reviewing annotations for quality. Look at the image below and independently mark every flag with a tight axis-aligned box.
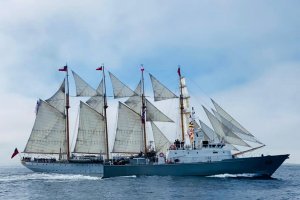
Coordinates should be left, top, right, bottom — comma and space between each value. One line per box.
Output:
59, 65, 68, 72
35, 99, 41, 115
177, 67, 181, 77
141, 65, 144, 72
96, 66, 103, 71
11, 148, 19, 159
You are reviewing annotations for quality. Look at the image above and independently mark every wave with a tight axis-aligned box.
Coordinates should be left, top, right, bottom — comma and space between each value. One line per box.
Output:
0, 173, 101, 182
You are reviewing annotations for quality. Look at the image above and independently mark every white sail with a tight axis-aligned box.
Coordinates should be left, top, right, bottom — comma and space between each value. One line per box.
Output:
124, 81, 174, 122
151, 122, 171, 153
149, 74, 177, 101
46, 79, 65, 113
146, 99, 174, 122
198, 120, 219, 142
72, 71, 97, 97
198, 120, 238, 151
124, 81, 142, 113
212, 109, 262, 144
74, 102, 106, 154
109, 72, 137, 98
203, 106, 250, 147
86, 80, 104, 114
24, 100, 67, 154
211, 99, 256, 137
112, 102, 144, 153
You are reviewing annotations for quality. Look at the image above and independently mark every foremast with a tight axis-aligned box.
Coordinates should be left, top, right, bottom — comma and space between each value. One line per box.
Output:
178, 66, 185, 142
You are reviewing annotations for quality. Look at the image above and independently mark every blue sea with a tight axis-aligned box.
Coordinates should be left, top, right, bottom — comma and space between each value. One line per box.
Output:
0, 164, 299, 200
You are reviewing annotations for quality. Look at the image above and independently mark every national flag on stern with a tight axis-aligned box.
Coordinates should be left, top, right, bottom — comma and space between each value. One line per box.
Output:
11, 148, 19, 159
59, 65, 68, 72
96, 66, 103, 71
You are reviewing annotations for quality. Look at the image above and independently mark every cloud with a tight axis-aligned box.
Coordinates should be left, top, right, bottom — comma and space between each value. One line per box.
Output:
1, 1, 300, 165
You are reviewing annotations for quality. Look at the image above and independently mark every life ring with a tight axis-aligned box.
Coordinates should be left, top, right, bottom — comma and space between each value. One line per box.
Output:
159, 152, 164, 157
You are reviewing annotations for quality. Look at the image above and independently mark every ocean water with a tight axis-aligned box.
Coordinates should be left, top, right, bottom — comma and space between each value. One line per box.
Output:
0, 164, 299, 200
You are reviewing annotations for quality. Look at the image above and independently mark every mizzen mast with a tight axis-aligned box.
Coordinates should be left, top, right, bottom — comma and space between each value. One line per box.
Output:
141, 65, 147, 154
97, 64, 110, 160
59, 65, 70, 160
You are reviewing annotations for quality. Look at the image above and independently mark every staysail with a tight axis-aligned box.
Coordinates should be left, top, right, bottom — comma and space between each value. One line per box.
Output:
151, 122, 171, 153
109, 72, 137, 98
86, 79, 104, 114
112, 102, 144, 153
149, 73, 178, 101
24, 100, 67, 154
212, 109, 262, 144
125, 81, 174, 122
203, 106, 250, 147
124, 81, 142, 114
72, 71, 97, 97
198, 119, 238, 151
211, 99, 257, 138
73, 102, 106, 154
46, 79, 65, 113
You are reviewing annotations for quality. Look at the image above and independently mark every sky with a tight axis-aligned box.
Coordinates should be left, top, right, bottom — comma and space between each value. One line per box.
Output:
0, 0, 299, 166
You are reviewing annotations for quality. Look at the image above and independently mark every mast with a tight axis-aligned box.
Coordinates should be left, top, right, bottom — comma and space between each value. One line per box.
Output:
98, 64, 110, 160
59, 65, 70, 160
141, 65, 147, 154
178, 66, 185, 141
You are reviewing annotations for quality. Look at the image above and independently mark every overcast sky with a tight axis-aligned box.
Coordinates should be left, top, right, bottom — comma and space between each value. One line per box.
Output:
1, 1, 299, 166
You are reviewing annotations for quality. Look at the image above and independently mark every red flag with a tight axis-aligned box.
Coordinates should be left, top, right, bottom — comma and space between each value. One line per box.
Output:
11, 148, 19, 159
96, 66, 103, 71
177, 67, 181, 77
59, 65, 68, 72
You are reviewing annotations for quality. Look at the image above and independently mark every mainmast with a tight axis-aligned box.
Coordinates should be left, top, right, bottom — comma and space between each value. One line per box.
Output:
178, 66, 185, 141
97, 64, 110, 160
141, 65, 147, 154
59, 65, 70, 160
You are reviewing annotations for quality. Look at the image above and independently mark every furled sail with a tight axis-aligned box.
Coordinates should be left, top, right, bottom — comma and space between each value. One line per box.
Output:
24, 100, 67, 154
212, 109, 262, 144
112, 102, 144, 153
72, 71, 97, 97
109, 72, 137, 98
73, 102, 106, 154
46, 79, 65, 113
181, 77, 191, 138
150, 121, 171, 153
203, 106, 250, 147
149, 73, 178, 101
86, 80, 104, 114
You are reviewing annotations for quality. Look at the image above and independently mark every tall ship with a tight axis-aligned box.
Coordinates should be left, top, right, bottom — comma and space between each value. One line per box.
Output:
19, 65, 289, 177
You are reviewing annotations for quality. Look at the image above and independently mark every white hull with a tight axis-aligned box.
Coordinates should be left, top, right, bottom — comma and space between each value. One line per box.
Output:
22, 161, 103, 176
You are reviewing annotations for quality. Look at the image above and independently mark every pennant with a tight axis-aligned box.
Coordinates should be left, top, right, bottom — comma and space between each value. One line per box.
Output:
96, 66, 103, 71
59, 65, 68, 72
177, 67, 181, 77
11, 148, 19, 159
35, 99, 41, 115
